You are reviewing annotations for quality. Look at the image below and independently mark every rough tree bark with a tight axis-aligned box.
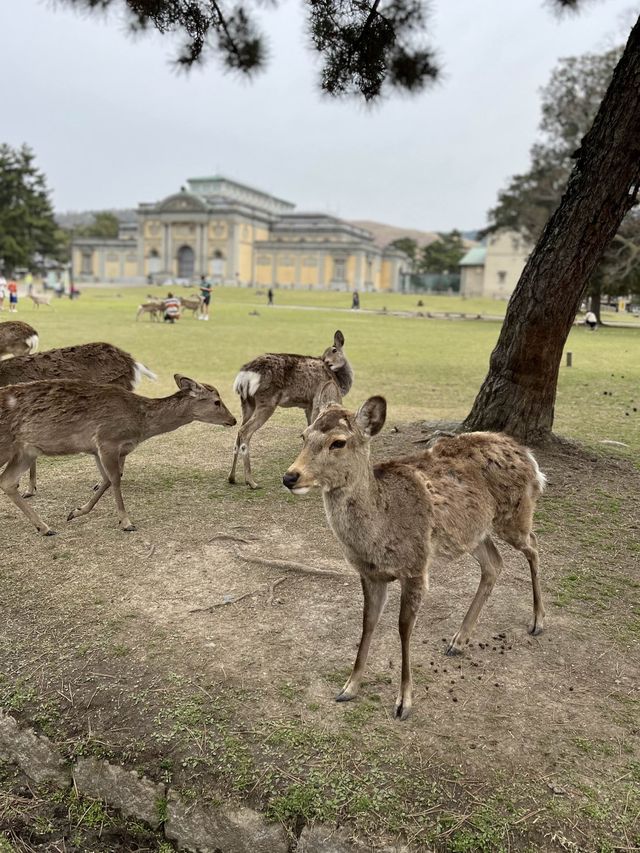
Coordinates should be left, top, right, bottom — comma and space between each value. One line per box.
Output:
464, 16, 640, 443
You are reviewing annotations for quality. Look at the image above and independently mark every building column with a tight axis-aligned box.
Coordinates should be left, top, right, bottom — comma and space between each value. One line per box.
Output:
318, 251, 325, 287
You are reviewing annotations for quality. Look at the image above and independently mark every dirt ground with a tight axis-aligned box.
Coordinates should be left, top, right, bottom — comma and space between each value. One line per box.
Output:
0, 419, 638, 852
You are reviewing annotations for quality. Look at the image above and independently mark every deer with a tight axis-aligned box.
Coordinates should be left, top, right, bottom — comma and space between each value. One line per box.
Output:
0, 375, 236, 536
136, 300, 163, 321
0, 342, 156, 498
28, 292, 52, 308
0, 321, 39, 359
228, 330, 353, 489
283, 396, 546, 721
180, 295, 204, 317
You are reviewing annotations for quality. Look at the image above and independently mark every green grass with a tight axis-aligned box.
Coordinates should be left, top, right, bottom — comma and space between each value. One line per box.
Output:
6, 284, 639, 465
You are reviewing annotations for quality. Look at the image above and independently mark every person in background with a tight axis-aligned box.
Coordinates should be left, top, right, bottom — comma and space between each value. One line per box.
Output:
351, 290, 360, 310
267, 287, 274, 306
24, 271, 33, 295
199, 274, 212, 321
585, 310, 598, 331
8, 278, 18, 312
163, 292, 181, 323
0, 274, 6, 311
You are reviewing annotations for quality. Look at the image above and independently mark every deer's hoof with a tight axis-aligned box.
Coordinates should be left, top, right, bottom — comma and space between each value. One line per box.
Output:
445, 641, 464, 657
247, 481, 261, 490
394, 700, 412, 721
22, 491, 36, 499
528, 621, 544, 636
67, 509, 78, 521
38, 527, 56, 536
121, 524, 137, 532
336, 687, 357, 703
228, 475, 236, 485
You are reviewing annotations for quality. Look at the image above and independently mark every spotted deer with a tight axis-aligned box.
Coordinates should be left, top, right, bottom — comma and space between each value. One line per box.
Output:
229, 330, 353, 489
0, 342, 156, 497
283, 397, 546, 720
0, 321, 39, 359
136, 300, 163, 321
0, 375, 236, 536
180, 295, 204, 317
28, 292, 52, 308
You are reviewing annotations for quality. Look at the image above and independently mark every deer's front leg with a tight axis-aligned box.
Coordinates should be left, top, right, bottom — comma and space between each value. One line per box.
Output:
395, 575, 425, 721
22, 461, 37, 498
337, 576, 388, 703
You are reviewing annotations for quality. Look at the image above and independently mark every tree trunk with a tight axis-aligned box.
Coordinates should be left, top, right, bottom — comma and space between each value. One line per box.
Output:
464, 16, 640, 443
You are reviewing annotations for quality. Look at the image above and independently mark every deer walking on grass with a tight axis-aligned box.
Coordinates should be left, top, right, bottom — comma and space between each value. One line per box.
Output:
0, 321, 39, 359
136, 300, 163, 321
180, 295, 204, 317
0, 342, 156, 497
283, 397, 546, 720
0, 375, 236, 536
229, 330, 353, 489
28, 292, 52, 308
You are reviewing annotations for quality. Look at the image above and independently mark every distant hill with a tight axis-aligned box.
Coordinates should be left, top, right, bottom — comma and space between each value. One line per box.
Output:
350, 220, 440, 250
56, 209, 136, 229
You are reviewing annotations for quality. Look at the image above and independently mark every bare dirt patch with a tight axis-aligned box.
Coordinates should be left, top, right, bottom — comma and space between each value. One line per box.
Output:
1, 421, 638, 851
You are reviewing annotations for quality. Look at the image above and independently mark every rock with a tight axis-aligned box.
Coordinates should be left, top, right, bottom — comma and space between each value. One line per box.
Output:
165, 793, 288, 853
73, 757, 166, 827
0, 710, 69, 785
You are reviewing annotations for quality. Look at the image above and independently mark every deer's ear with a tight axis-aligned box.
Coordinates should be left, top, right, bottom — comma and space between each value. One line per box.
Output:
334, 330, 345, 349
355, 396, 386, 437
175, 374, 204, 395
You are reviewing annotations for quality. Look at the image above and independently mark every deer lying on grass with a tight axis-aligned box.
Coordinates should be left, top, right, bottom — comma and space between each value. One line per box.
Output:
0, 342, 156, 498
136, 300, 163, 321
0, 375, 236, 535
229, 330, 353, 489
283, 397, 546, 720
28, 292, 52, 308
0, 321, 39, 359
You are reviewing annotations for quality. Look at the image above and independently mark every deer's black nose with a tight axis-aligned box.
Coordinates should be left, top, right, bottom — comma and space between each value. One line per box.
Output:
283, 471, 300, 489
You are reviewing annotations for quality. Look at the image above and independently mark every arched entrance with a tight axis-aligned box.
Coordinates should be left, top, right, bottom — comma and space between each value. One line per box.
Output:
148, 249, 161, 276
177, 245, 195, 279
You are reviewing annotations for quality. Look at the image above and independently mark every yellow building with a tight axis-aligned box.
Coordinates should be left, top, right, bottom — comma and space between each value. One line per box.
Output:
459, 230, 532, 299
73, 176, 408, 291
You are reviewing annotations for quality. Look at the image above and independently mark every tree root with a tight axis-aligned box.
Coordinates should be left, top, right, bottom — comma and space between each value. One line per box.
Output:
189, 576, 288, 614
234, 546, 349, 579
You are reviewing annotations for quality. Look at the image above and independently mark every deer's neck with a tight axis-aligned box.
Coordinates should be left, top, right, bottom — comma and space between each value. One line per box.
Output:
141, 393, 194, 439
333, 361, 354, 397
322, 462, 382, 551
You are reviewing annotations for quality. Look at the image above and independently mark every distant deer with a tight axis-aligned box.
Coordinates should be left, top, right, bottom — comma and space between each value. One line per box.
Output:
283, 397, 546, 720
0, 342, 156, 497
0, 321, 39, 359
229, 330, 353, 489
180, 295, 203, 317
136, 300, 162, 321
28, 292, 52, 308
0, 375, 236, 536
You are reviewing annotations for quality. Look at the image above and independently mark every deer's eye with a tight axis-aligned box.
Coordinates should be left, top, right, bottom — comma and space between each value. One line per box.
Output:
330, 439, 346, 450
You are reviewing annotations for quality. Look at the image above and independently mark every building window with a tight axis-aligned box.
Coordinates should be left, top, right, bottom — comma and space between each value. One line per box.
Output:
257, 254, 271, 266
106, 252, 118, 262
497, 271, 507, 284
81, 251, 92, 274
303, 256, 317, 267
333, 258, 346, 282
280, 255, 294, 266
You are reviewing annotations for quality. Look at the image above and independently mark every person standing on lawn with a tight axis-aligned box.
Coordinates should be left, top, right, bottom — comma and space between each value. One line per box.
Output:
199, 275, 212, 320
7, 278, 18, 312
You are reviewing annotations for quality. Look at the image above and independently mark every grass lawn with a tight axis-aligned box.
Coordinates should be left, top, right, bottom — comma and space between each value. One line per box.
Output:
9, 284, 639, 465
0, 286, 639, 853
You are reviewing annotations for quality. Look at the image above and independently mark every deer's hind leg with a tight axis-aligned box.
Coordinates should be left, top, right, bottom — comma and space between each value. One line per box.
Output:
228, 397, 255, 485
446, 536, 503, 656
21, 461, 38, 498
229, 399, 276, 490
68, 456, 112, 523
0, 450, 54, 535
99, 450, 135, 531
499, 497, 544, 636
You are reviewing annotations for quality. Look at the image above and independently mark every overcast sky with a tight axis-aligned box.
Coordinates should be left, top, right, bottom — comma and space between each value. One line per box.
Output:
2, 0, 637, 230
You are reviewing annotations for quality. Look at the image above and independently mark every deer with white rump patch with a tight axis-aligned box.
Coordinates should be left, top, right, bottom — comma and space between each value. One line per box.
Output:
283, 397, 546, 720
0, 375, 236, 536
0, 321, 39, 359
0, 342, 156, 498
229, 330, 353, 489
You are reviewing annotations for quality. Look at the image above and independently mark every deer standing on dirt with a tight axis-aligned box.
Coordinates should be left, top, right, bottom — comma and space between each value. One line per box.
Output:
0, 375, 236, 536
136, 300, 162, 321
0, 321, 39, 359
229, 330, 353, 489
28, 292, 52, 308
0, 342, 156, 497
283, 397, 546, 720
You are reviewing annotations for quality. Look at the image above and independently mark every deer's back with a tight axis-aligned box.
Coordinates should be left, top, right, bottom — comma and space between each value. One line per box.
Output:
0, 321, 37, 346
0, 381, 144, 455
0, 342, 135, 389
241, 353, 335, 405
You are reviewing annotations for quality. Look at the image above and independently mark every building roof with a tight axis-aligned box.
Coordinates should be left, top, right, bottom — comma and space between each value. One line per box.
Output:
459, 246, 487, 267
